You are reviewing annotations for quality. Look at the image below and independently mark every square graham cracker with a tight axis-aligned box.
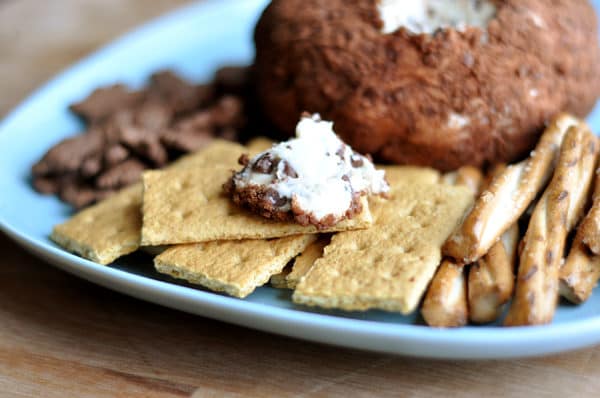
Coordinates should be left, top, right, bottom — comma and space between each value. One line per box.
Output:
245, 136, 274, 153
155, 234, 316, 298
269, 263, 293, 289
140, 167, 373, 246
292, 172, 473, 314
51, 139, 248, 264
284, 237, 330, 289
51, 184, 143, 264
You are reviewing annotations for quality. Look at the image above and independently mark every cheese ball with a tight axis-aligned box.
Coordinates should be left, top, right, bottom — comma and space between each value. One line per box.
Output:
253, 0, 600, 170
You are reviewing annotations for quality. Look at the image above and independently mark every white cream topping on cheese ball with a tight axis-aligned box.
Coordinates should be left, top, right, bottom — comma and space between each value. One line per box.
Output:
377, 0, 497, 35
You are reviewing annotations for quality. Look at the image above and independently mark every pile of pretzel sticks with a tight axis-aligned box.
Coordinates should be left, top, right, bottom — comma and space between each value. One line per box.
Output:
422, 113, 600, 327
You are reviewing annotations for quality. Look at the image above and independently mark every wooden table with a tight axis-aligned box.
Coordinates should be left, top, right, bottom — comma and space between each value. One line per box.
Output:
2, 1, 600, 396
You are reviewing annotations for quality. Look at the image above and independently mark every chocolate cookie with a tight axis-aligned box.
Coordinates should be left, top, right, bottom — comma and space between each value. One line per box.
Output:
254, 0, 600, 170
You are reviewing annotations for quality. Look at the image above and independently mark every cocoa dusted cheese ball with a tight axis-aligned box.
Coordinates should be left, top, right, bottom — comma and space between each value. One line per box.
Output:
253, 0, 600, 170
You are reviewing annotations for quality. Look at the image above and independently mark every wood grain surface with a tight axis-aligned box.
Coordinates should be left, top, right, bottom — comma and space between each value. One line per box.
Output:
2, 1, 600, 397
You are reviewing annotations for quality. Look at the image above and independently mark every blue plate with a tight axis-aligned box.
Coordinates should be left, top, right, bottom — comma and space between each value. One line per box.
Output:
2, 0, 600, 359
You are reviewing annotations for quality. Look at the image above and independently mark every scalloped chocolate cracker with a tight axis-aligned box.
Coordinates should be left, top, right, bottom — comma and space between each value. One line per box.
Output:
155, 234, 316, 298
51, 140, 248, 264
140, 167, 373, 246
292, 170, 473, 314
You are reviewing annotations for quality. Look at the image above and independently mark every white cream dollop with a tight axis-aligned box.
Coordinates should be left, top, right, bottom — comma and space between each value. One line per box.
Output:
234, 114, 389, 222
377, 0, 497, 35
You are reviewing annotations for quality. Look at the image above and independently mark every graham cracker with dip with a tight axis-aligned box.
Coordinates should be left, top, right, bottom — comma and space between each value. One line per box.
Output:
155, 234, 316, 298
267, 166, 441, 290
140, 167, 373, 246
292, 169, 474, 314
51, 139, 249, 264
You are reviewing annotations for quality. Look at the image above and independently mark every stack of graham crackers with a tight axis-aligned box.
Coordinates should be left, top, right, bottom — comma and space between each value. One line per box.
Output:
51, 138, 473, 315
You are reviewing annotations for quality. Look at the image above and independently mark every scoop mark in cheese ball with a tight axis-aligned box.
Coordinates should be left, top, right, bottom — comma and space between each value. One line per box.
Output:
224, 113, 389, 229
377, 0, 497, 34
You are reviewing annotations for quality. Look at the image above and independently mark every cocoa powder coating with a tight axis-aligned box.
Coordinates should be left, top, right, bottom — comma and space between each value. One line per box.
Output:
254, 0, 600, 170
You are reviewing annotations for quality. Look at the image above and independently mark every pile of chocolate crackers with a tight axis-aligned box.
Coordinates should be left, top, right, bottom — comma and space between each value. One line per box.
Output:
32, 67, 254, 208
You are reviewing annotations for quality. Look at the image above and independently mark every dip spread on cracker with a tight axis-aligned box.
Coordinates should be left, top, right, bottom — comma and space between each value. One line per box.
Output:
224, 113, 389, 228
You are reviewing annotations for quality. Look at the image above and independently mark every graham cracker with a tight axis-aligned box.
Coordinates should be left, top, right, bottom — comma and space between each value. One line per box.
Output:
51, 139, 248, 264
140, 167, 373, 246
269, 237, 329, 289
51, 184, 143, 264
380, 165, 441, 185
269, 264, 293, 289
155, 234, 316, 298
286, 237, 329, 289
292, 170, 473, 314
245, 136, 274, 153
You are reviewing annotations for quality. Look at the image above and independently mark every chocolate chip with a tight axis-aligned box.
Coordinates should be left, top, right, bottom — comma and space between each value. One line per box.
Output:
350, 154, 364, 167
336, 144, 346, 159
282, 161, 298, 178
253, 153, 276, 173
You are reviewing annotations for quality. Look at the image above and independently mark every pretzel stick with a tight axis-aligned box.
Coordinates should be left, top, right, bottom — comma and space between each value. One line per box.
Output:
443, 114, 581, 264
559, 146, 600, 303
504, 125, 598, 326
422, 167, 483, 327
579, 170, 600, 255
559, 235, 600, 304
421, 259, 468, 327
468, 164, 519, 323
468, 223, 519, 323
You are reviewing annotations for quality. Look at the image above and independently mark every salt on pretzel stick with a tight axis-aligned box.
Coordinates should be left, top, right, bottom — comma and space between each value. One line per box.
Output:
421, 167, 483, 327
443, 114, 581, 264
559, 149, 600, 304
504, 125, 598, 326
